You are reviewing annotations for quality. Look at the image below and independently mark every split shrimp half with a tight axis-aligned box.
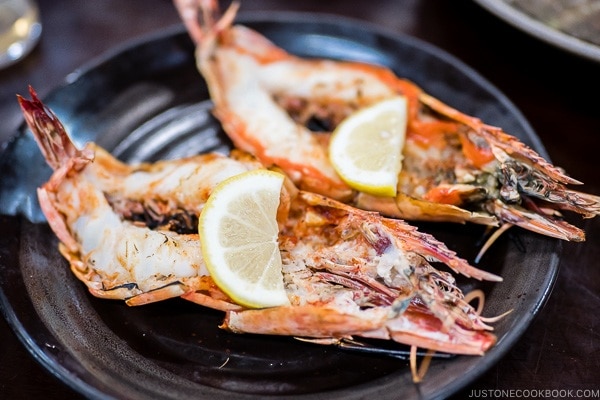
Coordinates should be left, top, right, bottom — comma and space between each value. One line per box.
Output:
19, 87, 263, 308
174, 0, 600, 243
18, 86, 499, 357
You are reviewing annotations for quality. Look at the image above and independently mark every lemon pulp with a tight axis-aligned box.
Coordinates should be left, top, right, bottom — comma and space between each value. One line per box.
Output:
329, 96, 408, 197
198, 169, 289, 308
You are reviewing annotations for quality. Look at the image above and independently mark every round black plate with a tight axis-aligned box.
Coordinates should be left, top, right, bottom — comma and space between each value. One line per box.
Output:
0, 13, 559, 400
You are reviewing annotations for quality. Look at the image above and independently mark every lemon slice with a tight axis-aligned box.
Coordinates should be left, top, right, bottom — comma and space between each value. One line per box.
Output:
329, 96, 408, 197
198, 170, 289, 308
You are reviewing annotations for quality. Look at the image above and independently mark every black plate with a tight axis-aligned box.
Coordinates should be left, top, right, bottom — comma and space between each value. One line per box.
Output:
0, 13, 559, 400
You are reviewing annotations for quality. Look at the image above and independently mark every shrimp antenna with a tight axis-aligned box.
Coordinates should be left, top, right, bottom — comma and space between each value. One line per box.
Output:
475, 223, 513, 263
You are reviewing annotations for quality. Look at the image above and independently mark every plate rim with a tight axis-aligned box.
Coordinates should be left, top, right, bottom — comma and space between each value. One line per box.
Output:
474, 0, 600, 64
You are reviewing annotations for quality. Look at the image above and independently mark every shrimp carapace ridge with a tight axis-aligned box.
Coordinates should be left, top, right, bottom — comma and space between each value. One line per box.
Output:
18, 85, 500, 357
174, 0, 600, 244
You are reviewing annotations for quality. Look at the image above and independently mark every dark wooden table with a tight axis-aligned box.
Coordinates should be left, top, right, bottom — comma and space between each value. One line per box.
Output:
1, 1, 599, 398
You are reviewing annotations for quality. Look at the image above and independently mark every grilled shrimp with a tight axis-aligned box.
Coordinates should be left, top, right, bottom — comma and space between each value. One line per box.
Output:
19, 86, 263, 307
18, 87, 499, 355
223, 190, 499, 355
174, 0, 600, 242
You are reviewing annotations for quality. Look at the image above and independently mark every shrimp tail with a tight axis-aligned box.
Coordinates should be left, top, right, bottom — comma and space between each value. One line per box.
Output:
17, 86, 92, 172
17, 86, 94, 251
174, 0, 240, 46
